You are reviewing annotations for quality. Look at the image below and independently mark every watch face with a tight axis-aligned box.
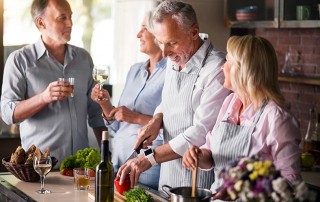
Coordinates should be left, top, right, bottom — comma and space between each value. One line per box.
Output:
144, 149, 153, 156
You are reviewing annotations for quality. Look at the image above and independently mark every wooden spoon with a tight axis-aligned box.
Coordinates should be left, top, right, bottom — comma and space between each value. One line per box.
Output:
191, 158, 198, 197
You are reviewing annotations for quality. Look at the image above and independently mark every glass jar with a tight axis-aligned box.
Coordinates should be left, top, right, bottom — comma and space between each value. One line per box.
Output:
304, 108, 316, 153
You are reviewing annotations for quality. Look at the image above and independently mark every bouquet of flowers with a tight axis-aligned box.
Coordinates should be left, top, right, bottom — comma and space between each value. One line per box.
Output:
218, 155, 317, 202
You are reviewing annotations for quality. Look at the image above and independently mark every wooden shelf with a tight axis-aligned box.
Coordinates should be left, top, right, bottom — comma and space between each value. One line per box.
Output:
278, 76, 320, 86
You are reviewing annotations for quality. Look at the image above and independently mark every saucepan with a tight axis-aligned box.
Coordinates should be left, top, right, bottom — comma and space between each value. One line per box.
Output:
162, 185, 212, 202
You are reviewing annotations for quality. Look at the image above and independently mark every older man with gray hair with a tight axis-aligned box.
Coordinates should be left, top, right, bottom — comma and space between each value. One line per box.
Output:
117, 0, 229, 190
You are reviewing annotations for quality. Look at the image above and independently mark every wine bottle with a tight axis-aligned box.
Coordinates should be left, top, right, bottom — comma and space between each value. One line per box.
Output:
95, 130, 114, 202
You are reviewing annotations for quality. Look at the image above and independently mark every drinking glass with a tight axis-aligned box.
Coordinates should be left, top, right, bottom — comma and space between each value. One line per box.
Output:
68, 77, 75, 97
92, 65, 109, 100
33, 156, 52, 194
73, 168, 91, 190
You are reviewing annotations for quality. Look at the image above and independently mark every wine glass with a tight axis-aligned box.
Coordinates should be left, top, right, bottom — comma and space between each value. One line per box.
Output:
33, 156, 52, 194
92, 65, 109, 100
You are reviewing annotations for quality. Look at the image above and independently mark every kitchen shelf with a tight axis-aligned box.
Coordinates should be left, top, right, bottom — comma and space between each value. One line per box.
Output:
224, 0, 320, 28
280, 0, 320, 28
278, 75, 320, 85
224, 0, 278, 28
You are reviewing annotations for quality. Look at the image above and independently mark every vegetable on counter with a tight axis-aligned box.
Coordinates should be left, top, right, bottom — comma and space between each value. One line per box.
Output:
60, 148, 100, 177
124, 186, 153, 202
114, 174, 131, 195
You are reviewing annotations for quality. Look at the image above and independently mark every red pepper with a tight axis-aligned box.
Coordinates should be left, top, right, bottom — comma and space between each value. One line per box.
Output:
114, 175, 131, 195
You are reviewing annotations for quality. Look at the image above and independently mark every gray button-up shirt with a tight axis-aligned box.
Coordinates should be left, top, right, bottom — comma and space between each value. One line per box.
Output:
1, 38, 105, 164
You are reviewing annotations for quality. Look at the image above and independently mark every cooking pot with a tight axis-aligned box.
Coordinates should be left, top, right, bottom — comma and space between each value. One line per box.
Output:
162, 185, 212, 202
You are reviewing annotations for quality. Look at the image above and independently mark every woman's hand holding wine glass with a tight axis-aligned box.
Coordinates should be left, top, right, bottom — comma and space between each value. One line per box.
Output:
92, 65, 110, 101
33, 155, 52, 194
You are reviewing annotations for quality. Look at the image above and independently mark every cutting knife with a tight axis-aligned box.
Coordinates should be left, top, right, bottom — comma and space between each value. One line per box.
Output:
124, 140, 144, 163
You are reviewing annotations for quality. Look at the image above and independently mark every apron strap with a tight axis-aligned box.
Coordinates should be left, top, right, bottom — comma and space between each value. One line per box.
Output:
252, 98, 269, 125
201, 43, 213, 67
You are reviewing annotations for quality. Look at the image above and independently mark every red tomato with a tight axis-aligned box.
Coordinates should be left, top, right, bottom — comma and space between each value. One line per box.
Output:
90, 170, 95, 178
60, 169, 73, 176
65, 169, 73, 177
114, 175, 131, 195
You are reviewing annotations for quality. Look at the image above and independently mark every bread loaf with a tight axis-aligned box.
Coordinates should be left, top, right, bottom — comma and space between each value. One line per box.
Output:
9, 144, 50, 165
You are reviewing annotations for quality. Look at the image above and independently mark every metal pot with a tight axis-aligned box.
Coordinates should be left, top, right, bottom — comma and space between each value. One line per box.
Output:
162, 185, 212, 202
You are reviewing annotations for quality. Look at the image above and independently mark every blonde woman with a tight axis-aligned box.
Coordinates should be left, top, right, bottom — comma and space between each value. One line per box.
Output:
183, 35, 301, 200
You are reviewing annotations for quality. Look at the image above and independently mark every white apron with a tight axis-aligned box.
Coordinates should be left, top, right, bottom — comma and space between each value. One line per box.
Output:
210, 99, 268, 201
159, 44, 215, 190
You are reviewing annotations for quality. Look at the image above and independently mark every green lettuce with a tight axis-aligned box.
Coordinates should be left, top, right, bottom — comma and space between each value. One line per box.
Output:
60, 148, 100, 171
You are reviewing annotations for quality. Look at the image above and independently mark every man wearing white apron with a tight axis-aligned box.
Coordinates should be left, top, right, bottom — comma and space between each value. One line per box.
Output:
116, 0, 229, 190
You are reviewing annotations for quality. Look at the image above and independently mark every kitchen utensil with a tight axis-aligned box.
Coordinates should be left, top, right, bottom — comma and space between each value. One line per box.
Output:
191, 159, 198, 197
162, 185, 212, 202
124, 141, 144, 163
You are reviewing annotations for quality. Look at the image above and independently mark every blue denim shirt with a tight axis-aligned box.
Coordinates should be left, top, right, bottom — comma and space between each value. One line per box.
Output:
108, 58, 167, 168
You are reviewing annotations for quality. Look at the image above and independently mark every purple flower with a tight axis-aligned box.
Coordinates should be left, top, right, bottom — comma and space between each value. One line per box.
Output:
218, 155, 315, 202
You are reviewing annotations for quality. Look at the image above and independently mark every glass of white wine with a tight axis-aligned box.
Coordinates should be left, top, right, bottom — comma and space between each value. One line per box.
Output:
92, 65, 109, 101
33, 155, 52, 194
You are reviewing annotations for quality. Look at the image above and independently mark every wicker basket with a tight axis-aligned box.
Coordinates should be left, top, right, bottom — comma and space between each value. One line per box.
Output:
2, 156, 58, 182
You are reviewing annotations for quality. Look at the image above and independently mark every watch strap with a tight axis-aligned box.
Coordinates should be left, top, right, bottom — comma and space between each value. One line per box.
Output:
145, 149, 157, 166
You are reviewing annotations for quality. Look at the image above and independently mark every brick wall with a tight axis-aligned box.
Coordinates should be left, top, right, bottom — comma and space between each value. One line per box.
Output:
256, 28, 320, 142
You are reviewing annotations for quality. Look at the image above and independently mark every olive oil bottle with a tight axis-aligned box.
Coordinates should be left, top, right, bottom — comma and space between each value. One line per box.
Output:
95, 130, 114, 202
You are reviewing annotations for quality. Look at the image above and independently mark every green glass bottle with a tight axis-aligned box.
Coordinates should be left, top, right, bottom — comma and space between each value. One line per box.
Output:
95, 130, 114, 202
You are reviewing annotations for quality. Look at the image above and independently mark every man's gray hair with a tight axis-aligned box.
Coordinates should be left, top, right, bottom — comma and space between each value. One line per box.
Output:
152, 0, 198, 31
30, 0, 49, 22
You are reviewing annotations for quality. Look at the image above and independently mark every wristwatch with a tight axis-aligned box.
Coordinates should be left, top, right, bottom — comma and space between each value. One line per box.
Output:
144, 148, 157, 166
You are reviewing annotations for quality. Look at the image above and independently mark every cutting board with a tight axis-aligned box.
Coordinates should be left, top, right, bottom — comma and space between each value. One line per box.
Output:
88, 189, 125, 202
88, 187, 166, 202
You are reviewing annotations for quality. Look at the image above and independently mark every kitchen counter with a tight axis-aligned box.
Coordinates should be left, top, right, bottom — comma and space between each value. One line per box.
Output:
0, 170, 318, 201
0, 171, 94, 202
0, 171, 168, 202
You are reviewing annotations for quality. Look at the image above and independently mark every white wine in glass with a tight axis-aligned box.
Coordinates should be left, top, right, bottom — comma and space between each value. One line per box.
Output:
33, 156, 52, 194
92, 65, 110, 100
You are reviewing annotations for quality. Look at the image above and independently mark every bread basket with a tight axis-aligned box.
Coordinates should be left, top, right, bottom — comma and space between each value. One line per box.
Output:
2, 156, 58, 182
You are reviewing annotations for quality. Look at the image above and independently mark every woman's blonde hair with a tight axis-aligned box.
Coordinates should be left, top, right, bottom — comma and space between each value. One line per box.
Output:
227, 35, 285, 108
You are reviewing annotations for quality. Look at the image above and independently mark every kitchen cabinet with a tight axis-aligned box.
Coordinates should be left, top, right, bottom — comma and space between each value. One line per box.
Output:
280, 0, 320, 28
224, 0, 320, 28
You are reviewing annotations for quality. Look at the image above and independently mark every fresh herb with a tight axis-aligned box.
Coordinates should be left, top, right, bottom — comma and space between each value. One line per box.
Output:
124, 186, 153, 202
60, 148, 100, 171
